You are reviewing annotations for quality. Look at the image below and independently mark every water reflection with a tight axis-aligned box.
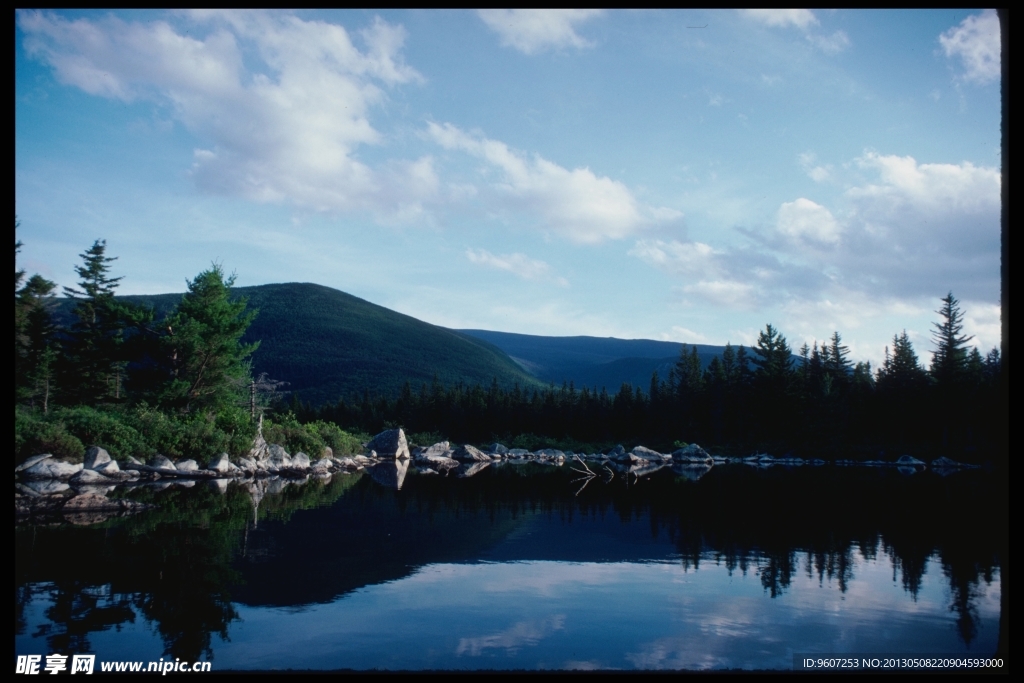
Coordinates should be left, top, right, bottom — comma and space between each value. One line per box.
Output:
368, 459, 409, 490
16, 465, 1006, 669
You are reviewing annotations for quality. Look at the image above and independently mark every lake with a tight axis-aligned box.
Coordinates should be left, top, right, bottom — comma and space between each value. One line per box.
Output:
15, 462, 1006, 671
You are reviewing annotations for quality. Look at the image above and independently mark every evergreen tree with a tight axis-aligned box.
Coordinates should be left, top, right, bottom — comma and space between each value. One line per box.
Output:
930, 292, 974, 387
16, 274, 59, 409
877, 331, 927, 391
15, 224, 59, 408
752, 324, 793, 385
159, 265, 259, 414
826, 331, 852, 381
61, 240, 128, 403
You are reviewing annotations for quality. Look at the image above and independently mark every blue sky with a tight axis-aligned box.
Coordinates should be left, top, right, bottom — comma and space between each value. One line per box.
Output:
15, 9, 1002, 368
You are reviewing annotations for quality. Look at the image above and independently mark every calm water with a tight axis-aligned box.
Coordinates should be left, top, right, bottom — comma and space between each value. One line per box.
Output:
15, 463, 1006, 671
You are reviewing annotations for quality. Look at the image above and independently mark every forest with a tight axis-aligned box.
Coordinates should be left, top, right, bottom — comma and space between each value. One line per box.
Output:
16, 229, 1006, 467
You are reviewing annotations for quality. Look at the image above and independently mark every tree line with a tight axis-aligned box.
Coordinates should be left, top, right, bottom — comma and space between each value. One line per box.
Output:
299, 296, 1002, 462
16, 220, 1004, 465
15, 222, 271, 462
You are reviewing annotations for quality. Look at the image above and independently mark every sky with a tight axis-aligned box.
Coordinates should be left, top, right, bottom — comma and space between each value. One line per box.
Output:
15, 9, 1002, 368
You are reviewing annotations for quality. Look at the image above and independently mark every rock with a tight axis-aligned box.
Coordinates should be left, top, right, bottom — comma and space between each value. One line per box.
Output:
291, 452, 311, 469
671, 444, 713, 464
208, 479, 230, 494
508, 448, 530, 457
93, 459, 120, 475
268, 444, 292, 469
417, 441, 451, 459
631, 446, 668, 462
312, 458, 333, 473
148, 455, 176, 470
16, 454, 52, 472
366, 428, 411, 460
236, 457, 258, 472
418, 468, 438, 475
208, 453, 232, 473
896, 455, 926, 467
21, 459, 84, 480
606, 445, 626, 458
70, 468, 113, 485
127, 455, 145, 466
487, 443, 509, 455
322, 446, 333, 458
452, 444, 491, 462
83, 446, 112, 470
175, 459, 200, 472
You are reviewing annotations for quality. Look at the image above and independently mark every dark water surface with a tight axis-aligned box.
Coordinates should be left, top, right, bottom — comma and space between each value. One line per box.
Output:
15, 463, 1007, 670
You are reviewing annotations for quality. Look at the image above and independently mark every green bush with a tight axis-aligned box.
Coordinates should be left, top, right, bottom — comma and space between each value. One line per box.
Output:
407, 430, 445, 448
53, 405, 150, 460
15, 409, 86, 463
307, 420, 365, 456
263, 412, 326, 457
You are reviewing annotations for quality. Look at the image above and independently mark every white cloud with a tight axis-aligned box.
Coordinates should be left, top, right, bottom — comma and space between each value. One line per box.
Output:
429, 122, 680, 244
629, 239, 718, 278
465, 248, 568, 286
739, 9, 848, 53
632, 149, 999, 321
659, 326, 710, 344
739, 9, 818, 30
777, 198, 841, 246
18, 10, 433, 220
939, 9, 1001, 85
683, 280, 758, 310
808, 30, 850, 55
798, 152, 832, 183
477, 9, 602, 54
848, 151, 999, 223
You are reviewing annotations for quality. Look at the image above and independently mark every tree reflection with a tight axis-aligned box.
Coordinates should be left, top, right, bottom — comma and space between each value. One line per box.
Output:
16, 464, 1005, 658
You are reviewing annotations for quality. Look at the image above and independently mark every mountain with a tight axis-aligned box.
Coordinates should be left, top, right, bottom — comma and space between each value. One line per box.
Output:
457, 330, 728, 391
54, 283, 544, 406
52, 282, 740, 406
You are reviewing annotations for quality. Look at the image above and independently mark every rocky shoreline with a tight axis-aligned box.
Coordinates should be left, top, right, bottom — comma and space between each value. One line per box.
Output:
15, 427, 981, 524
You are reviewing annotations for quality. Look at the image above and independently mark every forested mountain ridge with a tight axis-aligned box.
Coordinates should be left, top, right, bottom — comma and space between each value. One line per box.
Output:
458, 330, 725, 390
51, 283, 545, 406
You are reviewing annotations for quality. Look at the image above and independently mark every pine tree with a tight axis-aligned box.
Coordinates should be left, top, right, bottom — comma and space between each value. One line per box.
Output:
160, 265, 259, 414
752, 324, 793, 385
930, 292, 974, 387
60, 240, 130, 403
877, 330, 927, 391
826, 331, 852, 379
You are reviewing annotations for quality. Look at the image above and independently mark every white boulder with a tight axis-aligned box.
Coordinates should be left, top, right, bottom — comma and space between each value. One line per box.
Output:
83, 446, 112, 470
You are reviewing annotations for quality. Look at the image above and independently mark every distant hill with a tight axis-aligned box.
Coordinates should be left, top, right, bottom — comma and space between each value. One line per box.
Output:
51, 282, 744, 405
54, 283, 544, 406
457, 330, 728, 391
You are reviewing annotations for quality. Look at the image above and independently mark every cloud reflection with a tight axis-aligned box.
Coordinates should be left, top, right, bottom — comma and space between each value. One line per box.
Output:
457, 614, 566, 657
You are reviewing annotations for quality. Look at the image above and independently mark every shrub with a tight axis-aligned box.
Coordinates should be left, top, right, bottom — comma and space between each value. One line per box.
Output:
263, 412, 326, 457
15, 409, 85, 463
52, 405, 149, 460
307, 420, 364, 456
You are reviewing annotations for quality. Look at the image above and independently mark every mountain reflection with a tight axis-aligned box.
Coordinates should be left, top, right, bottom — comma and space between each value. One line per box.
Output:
16, 465, 1006, 663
